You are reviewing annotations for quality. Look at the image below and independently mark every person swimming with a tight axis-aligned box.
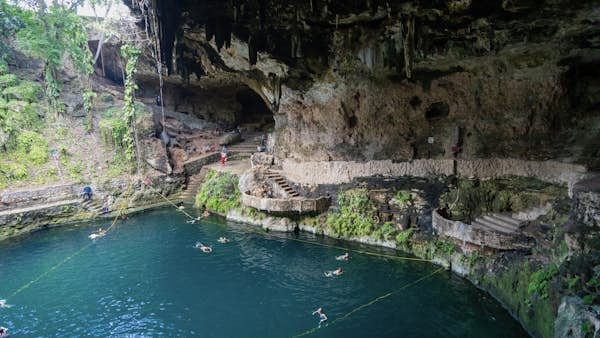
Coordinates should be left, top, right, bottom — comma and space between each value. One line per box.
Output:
335, 252, 349, 261
203, 210, 210, 217
0, 299, 9, 308
312, 307, 328, 324
217, 237, 230, 243
0, 326, 8, 337
88, 228, 107, 240
195, 242, 212, 253
324, 268, 343, 277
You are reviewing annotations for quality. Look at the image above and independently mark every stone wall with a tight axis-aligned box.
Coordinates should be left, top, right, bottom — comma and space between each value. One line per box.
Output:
572, 175, 600, 227
0, 183, 84, 211
282, 159, 454, 185
241, 193, 330, 214
431, 209, 534, 250
282, 158, 588, 190
456, 159, 588, 192
183, 152, 222, 175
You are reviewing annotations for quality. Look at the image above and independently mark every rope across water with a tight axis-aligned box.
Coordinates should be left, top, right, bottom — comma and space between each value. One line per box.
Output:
6, 181, 134, 301
291, 266, 446, 338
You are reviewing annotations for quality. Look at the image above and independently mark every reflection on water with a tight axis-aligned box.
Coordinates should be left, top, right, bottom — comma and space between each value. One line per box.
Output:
0, 208, 529, 337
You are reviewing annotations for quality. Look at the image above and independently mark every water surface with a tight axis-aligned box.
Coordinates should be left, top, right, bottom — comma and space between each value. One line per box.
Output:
0, 208, 529, 337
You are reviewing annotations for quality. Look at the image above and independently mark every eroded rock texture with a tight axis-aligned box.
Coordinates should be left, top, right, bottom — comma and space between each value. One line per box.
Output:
126, 0, 599, 168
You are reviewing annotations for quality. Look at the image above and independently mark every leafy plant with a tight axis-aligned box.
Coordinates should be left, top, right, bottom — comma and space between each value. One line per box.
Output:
528, 264, 558, 300
326, 188, 378, 238
195, 170, 241, 214
396, 228, 415, 246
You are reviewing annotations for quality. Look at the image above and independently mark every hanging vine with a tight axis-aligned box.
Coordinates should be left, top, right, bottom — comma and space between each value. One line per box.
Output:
120, 43, 141, 163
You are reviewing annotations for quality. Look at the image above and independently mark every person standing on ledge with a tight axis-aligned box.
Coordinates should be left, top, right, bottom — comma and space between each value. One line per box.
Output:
82, 186, 92, 201
221, 146, 228, 166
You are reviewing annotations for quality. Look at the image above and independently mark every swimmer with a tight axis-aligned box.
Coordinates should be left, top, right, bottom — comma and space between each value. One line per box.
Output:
335, 252, 350, 261
217, 237, 230, 243
312, 307, 328, 324
0, 326, 8, 337
325, 268, 343, 277
203, 210, 210, 217
0, 299, 9, 308
88, 228, 107, 240
195, 242, 212, 253
178, 206, 185, 210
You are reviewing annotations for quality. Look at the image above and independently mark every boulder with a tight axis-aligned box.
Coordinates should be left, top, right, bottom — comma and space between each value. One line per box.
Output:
142, 138, 172, 174
169, 147, 188, 174
219, 132, 242, 146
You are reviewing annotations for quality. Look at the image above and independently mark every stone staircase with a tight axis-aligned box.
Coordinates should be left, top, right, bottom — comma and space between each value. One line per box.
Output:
80, 198, 104, 213
179, 170, 209, 204
472, 213, 524, 234
265, 170, 300, 198
227, 132, 263, 159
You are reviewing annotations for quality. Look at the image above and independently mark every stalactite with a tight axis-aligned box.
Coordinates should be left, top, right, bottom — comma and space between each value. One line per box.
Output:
270, 73, 281, 113
403, 15, 414, 79
249, 35, 257, 65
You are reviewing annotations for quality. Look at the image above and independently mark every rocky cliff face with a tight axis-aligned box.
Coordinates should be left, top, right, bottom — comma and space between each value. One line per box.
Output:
130, 0, 599, 168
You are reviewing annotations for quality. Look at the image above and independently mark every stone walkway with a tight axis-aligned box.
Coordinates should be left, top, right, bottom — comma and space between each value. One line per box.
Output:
205, 159, 251, 176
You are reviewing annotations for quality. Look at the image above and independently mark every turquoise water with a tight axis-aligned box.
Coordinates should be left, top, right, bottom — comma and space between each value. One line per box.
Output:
0, 208, 529, 337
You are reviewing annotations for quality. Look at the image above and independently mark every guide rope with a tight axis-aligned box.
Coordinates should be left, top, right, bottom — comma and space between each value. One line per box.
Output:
142, 181, 196, 220
291, 266, 446, 338
287, 237, 432, 262
6, 181, 134, 301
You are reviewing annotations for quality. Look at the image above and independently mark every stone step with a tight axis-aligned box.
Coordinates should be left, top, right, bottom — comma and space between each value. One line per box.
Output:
490, 214, 522, 227
0, 199, 81, 217
473, 219, 517, 234
482, 215, 520, 231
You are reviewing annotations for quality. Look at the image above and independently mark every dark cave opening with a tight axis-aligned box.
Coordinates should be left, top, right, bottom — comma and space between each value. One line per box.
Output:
236, 87, 274, 130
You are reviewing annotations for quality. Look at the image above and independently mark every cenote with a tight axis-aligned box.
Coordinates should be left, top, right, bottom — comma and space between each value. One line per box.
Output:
0, 209, 529, 337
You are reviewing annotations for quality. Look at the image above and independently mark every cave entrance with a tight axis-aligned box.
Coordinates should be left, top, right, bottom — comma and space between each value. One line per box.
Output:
236, 87, 274, 131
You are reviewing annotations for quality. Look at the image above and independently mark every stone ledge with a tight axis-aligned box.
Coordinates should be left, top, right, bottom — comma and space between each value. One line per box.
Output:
241, 193, 330, 214
282, 158, 588, 193
431, 209, 534, 251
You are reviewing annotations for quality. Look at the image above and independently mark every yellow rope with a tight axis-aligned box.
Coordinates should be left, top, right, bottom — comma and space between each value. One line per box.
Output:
291, 266, 445, 338
6, 180, 134, 301
143, 180, 196, 220
288, 237, 431, 262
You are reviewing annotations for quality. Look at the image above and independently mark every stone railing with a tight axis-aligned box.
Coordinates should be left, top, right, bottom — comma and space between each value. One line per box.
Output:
1, 183, 84, 211
241, 193, 330, 214
431, 209, 534, 250
183, 152, 221, 175
281, 158, 588, 194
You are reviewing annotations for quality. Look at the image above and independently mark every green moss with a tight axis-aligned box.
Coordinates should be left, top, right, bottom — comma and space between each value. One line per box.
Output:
528, 264, 559, 300
395, 228, 415, 247
195, 170, 241, 214
440, 177, 568, 223
479, 260, 556, 338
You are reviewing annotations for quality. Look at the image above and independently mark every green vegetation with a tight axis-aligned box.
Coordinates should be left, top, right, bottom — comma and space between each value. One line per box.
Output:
15, 1, 92, 115
195, 170, 241, 214
326, 188, 403, 241
440, 177, 568, 223
528, 264, 559, 300
120, 44, 141, 161
478, 260, 556, 338
326, 188, 377, 238
395, 228, 415, 247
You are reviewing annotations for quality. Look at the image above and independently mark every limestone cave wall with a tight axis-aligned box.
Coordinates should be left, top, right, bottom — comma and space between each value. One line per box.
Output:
129, 0, 599, 168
